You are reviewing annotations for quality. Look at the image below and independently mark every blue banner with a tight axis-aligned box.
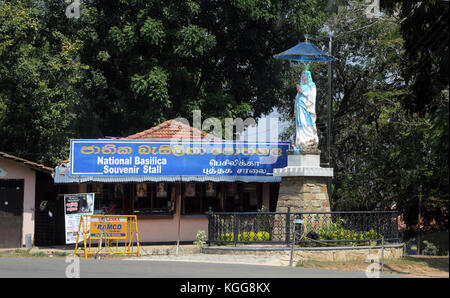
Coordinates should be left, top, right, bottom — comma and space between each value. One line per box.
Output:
70, 140, 290, 176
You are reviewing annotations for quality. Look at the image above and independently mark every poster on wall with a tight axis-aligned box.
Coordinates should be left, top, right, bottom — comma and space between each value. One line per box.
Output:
156, 182, 167, 197
205, 182, 216, 197
64, 193, 95, 244
136, 183, 147, 198
185, 183, 196, 197
114, 184, 124, 199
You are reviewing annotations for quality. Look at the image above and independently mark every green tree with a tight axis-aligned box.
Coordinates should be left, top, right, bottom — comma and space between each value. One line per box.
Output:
382, 0, 449, 231
1, 0, 334, 163
320, 5, 409, 211
278, 3, 448, 231
0, 1, 85, 165
382, 0, 448, 114
37, 0, 332, 138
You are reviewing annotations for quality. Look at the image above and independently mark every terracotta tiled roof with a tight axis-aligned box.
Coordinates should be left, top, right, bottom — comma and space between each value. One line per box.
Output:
0, 152, 53, 174
124, 119, 222, 141
57, 119, 222, 166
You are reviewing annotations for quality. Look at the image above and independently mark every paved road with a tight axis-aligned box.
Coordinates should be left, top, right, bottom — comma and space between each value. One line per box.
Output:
0, 257, 407, 278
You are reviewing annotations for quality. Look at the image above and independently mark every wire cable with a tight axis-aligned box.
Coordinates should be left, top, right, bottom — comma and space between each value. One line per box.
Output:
403, 11, 448, 55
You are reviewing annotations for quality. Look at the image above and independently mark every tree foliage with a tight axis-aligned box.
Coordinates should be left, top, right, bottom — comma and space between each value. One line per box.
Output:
46, 0, 331, 138
278, 3, 448, 231
0, 1, 85, 165
1, 0, 332, 165
0, 1, 447, 232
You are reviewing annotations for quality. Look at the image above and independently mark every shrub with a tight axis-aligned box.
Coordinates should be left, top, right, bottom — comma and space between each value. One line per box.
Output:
238, 232, 255, 241
216, 231, 270, 245
193, 230, 206, 246
217, 232, 235, 244
306, 221, 383, 247
422, 240, 438, 255
256, 231, 270, 241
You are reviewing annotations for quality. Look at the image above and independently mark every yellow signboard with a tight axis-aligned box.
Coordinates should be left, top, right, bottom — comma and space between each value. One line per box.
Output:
74, 215, 140, 259
90, 217, 127, 239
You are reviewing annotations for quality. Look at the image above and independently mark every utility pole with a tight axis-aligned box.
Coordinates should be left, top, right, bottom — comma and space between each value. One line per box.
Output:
327, 36, 333, 202
418, 194, 422, 255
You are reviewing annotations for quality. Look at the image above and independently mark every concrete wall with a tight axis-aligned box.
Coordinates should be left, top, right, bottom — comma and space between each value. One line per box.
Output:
137, 216, 208, 243
0, 158, 36, 246
203, 245, 405, 262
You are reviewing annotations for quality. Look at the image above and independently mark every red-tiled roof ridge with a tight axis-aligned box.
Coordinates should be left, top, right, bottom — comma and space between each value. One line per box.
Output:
57, 119, 223, 166
124, 119, 223, 140
0, 151, 53, 174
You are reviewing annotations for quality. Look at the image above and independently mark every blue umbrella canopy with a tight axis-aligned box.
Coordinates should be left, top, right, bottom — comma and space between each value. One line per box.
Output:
273, 42, 335, 62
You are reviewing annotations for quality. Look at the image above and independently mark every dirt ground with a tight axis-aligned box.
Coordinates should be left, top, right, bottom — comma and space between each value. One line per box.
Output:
297, 255, 449, 278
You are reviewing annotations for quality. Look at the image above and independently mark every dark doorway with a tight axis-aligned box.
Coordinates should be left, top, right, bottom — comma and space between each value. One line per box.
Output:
0, 179, 24, 248
34, 171, 60, 246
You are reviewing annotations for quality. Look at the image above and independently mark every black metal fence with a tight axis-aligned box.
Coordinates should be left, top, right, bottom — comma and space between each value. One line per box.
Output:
207, 208, 401, 246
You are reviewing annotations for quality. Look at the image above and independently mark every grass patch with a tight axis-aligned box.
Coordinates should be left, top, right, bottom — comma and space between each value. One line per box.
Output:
296, 255, 449, 278
0, 248, 70, 258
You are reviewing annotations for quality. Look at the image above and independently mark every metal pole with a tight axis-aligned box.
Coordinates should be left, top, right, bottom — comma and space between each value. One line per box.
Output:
176, 179, 182, 256
289, 218, 296, 267
327, 36, 332, 166
417, 194, 422, 255
381, 236, 384, 274
327, 36, 333, 201
97, 215, 106, 260
285, 207, 291, 245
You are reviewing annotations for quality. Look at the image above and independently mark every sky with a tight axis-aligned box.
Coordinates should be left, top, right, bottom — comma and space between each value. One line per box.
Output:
240, 108, 291, 143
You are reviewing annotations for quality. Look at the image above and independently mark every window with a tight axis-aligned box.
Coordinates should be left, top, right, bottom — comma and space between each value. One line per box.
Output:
152, 182, 173, 214
87, 183, 123, 214
224, 183, 261, 212
89, 183, 104, 211
202, 182, 220, 212
133, 183, 151, 210
87, 183, 175, 216
183, 183, 201, 214
241, 184, 260, 212
183, 182, 221, 214
132, 183, 174, 215
225, 183, 240, 212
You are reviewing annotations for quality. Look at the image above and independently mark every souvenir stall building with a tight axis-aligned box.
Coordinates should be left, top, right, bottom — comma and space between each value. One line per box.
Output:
54, 120, 282, 243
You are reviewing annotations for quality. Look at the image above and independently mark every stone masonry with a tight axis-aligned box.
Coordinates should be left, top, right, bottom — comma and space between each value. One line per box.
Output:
274, 152, 332, 213
276, 176, 331, 213
271, 152, 333, 242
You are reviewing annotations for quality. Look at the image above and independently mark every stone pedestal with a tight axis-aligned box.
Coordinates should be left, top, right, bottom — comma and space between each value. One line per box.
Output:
274, 151, 333, 213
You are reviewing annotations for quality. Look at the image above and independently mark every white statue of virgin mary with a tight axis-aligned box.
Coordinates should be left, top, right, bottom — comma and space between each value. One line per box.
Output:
295, 69, 319, 149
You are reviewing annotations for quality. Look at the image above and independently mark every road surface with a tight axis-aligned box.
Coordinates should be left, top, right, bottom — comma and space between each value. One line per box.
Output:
0, 257, 407, 278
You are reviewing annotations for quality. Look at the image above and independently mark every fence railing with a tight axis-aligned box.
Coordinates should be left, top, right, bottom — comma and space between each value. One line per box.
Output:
207, 208, 400, 246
